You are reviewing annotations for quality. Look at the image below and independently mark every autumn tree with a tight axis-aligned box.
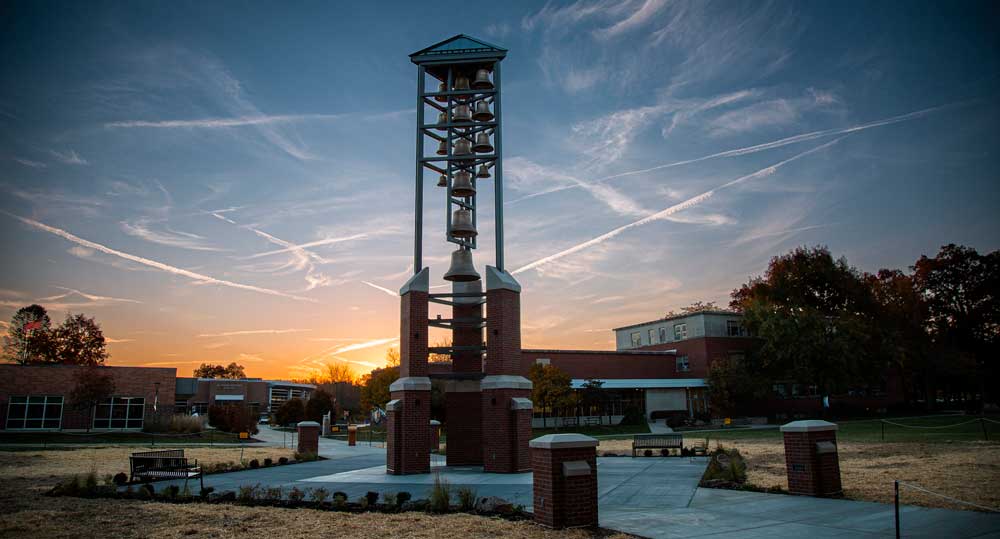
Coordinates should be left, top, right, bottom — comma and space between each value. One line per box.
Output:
360, 366, 399, 412
528, 363, 574, 425
429, 338, 452, 363
67, 366, 115, 432
305, 388, 336, 422
193, 362, 246, 379
384, 347, 400, 367
730, 246, 880, 398
321, 361, 357, 384
49, 314, 109, 366
2, 304, 52, 364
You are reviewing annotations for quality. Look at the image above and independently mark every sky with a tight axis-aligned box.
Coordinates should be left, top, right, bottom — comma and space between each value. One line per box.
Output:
1, 1, 998, 380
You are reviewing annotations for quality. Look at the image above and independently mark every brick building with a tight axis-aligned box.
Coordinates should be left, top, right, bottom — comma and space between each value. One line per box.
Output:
0, 364, 313, 432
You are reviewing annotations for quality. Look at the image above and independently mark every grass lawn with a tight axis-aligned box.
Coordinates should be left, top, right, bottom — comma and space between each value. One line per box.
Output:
531, 422, 650, 439
0, 430, 249, 445
597, 415, 1000, 513
0, 445, 629, 538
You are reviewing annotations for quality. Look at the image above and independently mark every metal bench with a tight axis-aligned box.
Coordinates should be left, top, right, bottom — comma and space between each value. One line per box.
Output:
129, 449, 203, 489
632, 433, 683, 457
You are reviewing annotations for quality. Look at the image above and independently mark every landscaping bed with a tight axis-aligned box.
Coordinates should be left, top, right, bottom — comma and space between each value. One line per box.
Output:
596, 438, 1000, 512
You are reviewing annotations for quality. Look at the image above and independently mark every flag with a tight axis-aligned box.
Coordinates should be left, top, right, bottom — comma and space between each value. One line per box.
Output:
23, 321, 42, 331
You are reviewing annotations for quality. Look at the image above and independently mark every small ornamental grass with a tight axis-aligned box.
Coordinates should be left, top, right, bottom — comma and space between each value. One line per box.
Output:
429, 474, 451, 513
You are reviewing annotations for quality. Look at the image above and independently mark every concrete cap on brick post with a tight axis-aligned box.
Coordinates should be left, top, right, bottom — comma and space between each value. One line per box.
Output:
529, 433, 599, 449
485, 265, 521, 292
386, 399, 403, 411
399, 267, 429, 295
780, 420, 838, 432
510, 397, 532, 410
389, 376, 432, 392
297, 421, 321, 428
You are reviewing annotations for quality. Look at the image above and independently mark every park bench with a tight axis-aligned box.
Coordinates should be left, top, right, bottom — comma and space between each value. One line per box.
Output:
632, 433, 683, 457
129, 449, 203, 488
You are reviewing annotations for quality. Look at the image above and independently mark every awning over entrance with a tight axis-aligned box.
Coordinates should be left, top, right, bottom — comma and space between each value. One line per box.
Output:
570, 379, 706, 390
214, 394, 245, 401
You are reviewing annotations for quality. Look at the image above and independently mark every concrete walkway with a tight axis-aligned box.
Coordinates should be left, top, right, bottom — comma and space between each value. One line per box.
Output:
144, 444, 999, 538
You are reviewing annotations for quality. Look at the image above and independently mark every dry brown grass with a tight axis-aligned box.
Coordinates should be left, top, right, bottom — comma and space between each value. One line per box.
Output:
597, 438, 1000, 512
0, 446, 630, 539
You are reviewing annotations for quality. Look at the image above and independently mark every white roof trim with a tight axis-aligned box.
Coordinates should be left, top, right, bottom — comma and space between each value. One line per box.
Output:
570, 378, 706, 389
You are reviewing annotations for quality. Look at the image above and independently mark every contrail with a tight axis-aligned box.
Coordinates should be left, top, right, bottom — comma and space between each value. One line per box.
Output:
507, 102, 955, 205
362, 281, 398, 297
4, 212, 318, 303
245, 234, 368, 259
512, 139, 841, 275
105, 114, 341, 129
197, 329, 311, 338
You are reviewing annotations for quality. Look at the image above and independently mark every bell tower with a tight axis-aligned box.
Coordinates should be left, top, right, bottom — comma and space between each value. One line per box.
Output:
386, 35, 533, 475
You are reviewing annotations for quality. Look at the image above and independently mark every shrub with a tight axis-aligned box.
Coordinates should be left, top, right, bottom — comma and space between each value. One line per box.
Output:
237, 484, 261, 503
200, 486, 215, 499
643, 449, 653, 457
84, 471, 98, 490
265, 486, 283, 501
207, 404, 259, 434
365, 491, 379, 507
396, 491, 412, 504
700, 447, 748, 485
139, 483, 155, 498
311, 488, 330, 504
249, 459, 260, 469
164, 485, 180, 499
287, 487, 305, 503
429, 474, 451, 513
620, 405, 645, 425
457, 487, 476, 511
278, 457, 289, 465
169, 414, 204, 433
113, 472, 128, 486
383, 492, 397, 507
275, 398, 306, 426
263, 458, 273, 467
333, 491, 348, 508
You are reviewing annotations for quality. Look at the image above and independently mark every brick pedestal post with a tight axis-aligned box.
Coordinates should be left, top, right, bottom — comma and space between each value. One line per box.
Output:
347, 425, 357, 446
781, 420, 842, 497
482, 267, 533, 473
387, 269, 432, 475
430, 419, 441, 453
445, 381, 483, 465
296, 421, 320, 455
530, 434, 599, 529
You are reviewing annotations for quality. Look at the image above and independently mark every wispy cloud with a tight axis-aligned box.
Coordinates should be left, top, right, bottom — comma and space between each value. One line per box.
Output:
244, 234, 367, 260
13, 157, 46, 168
509, 102, 955, 206
49, 149, 88, 165
105, 114, 341, 129
121, 219, 227, 251
3, 212, 317, 303
507, 157, 645, 217
329, 337, 398, 355
362, 281, 398, 297
37, 287, 142, 306
595, 0, 668, 39
197, 328, 311, 338
512, 139, 841, 275
106, 337, 135, 343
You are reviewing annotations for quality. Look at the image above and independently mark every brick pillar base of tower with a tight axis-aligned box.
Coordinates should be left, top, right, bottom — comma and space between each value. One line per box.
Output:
781, 420, 842, 496
482, 266, 532, 473
386, 269, 431, 475
446, 380, 483, 466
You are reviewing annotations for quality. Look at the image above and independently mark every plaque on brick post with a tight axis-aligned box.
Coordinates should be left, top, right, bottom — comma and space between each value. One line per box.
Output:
780, 420, 842, 497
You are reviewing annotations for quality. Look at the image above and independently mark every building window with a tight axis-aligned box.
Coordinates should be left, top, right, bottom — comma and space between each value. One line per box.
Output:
535, 357, 550, 365
630, 332, 641, 348
5, 395, 63, 430
658, 327, 668, 343
674, 323, 687, 341
93, 397, 145, 430
648, 328, 657, 344
727, 320, 746, 337
675, 356, 690, 372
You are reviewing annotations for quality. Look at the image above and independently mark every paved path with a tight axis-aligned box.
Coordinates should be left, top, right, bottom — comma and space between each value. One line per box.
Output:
145, 444, 999, 538
647, 421, 676, 434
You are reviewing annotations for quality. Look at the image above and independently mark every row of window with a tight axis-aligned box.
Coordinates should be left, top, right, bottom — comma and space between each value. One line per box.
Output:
5, 395, 146, 430
629, 320, 748, 347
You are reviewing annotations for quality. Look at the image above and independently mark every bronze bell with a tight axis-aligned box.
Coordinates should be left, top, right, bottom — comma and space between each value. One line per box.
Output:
436, 140, 447, 156
476, 164, 491, 179
473, 132, 494, 153
435, 82, 448, 102
453, 138, 472, 157
443, 248, 480, 282
436, 112, 448, 130
453, 104, 472, 123
453, 75, 471, 91
451, 171, 475, 197
472, 100, 494, 122
451, 209, 477, 238
472, 69, 493, 90
437, 174, 447, 187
